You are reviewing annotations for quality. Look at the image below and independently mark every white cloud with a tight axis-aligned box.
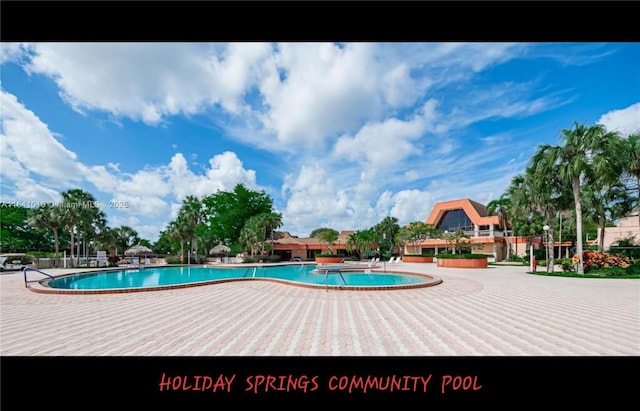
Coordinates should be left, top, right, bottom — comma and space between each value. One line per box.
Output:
21, 43, 270, 125
165, 151, 258, 201
10, 42, 537, 152
0, 88, 261, 240
0, 42, 32, 64
598, 102, 640, 136
0, 89, 84, 185
332, 99, 438, 168
385, 189, 436, 224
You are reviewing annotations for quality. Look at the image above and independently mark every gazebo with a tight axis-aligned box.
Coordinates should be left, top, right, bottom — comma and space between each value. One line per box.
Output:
209, 243, 231, 255
124, 243, 153, 266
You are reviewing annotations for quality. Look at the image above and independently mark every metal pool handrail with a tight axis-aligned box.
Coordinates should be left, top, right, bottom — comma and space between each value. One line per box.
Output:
23, 267, 54, 288
323, 267, 347, 292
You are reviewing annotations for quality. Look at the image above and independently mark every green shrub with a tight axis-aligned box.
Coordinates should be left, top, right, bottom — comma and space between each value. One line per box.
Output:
609, 246, 640, 260
559, 258, 574, 272
164, 255, 183, 264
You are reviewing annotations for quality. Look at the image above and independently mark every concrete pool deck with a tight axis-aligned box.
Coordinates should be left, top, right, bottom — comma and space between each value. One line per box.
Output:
1, 262, 638, 356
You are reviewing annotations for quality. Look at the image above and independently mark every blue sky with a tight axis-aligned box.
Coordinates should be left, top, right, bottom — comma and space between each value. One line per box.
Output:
1, 42, 639, 242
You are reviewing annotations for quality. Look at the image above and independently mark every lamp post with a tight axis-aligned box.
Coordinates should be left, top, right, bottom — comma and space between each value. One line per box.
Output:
543, 225, 550, 272
187, 241, 191, 265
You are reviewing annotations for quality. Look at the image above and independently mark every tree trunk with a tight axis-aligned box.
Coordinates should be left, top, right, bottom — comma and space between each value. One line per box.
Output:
546, 210, 555, 273
573, 178, 584, 274
53, 229, 60, 268
505, 228, 510, 261
69, 229, 75, 268
598, 216, 606, 253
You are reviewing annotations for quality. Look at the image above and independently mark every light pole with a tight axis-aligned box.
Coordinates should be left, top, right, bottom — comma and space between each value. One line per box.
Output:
543, 225, 550, 271
187, 241, 191, 265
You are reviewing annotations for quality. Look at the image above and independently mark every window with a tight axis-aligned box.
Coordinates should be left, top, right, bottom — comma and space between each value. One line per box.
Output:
437, 209, 474, 232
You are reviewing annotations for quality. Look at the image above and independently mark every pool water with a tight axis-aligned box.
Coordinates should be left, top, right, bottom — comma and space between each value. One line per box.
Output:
42, 264, 435, 291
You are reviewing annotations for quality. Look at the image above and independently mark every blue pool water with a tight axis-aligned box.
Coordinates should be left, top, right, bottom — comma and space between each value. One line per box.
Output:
43, 264, 434, 291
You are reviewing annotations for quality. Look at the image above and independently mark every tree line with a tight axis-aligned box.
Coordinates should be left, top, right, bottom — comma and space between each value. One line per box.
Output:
0, 183, 283, 267
487, 123, 639, 274
2, 122, 637, 272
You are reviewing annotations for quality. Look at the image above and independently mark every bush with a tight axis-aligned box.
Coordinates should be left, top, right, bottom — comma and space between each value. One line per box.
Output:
508, 254, 524, 262
583, 250, 630, 272
164, 255, 183, 264
609, 246, 640, 261
559, 258, 574, 272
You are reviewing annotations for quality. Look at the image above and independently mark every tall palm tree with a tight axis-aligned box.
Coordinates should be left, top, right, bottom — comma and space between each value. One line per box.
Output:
487, 195, 512, 261
167, 216, 191, 261
260, 212, 283, 255
180, 195, 205, 261
239, 216, 262, 257
505, 174, 530, 257
582, 181, 634, 252
520, 159, 563, 273
59, 189, 104, 267
538, 123, 624, 274
28, 203, 64, 267
622, 133, 640, 225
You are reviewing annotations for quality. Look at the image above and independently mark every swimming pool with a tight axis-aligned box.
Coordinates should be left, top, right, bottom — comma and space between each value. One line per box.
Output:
28, 264, 442, 293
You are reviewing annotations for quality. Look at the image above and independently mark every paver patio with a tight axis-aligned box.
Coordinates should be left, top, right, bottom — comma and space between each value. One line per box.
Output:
1, 263, 638, 356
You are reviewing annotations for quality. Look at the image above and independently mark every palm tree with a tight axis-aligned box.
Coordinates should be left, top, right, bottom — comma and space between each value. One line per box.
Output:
374, 216, 400, 256
180, 195, 206, 261
59, 189, 104, 267
537, 123, 624, 273
622, 133, 640, 225
582, 182, 634, 252
487, 195, 512, 261
239, 216, 262, 257
166, 217, 191, 261
528, 146, 575, 273
94, 226, 117, 259
28, 203, 64, 267
112, 225, 140, 255
346, 228, 377, 259
260, 212, 283, 255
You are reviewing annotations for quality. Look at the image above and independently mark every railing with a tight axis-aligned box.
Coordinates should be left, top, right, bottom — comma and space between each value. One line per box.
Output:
323, 268, 346, 292
23, 267, 54, 288
292, 257, 304, 270
243, 266, 256, 278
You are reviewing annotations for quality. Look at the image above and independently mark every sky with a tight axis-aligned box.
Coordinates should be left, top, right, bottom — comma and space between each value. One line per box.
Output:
1, 42, 639, 242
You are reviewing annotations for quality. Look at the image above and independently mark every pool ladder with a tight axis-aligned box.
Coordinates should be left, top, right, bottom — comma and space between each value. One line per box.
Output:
323, 268, 347, 292
243, 266, 264, 278
23, 267, 54, 288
